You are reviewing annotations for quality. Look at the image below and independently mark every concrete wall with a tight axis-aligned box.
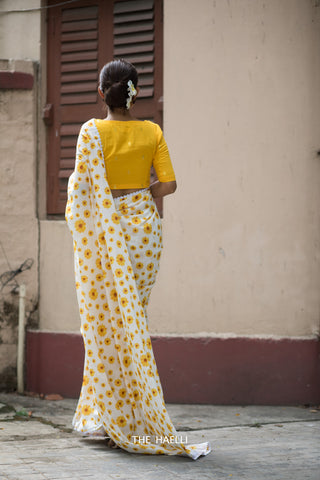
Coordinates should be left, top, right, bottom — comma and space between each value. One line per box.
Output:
0, 59, 39, 387
0, 0, 41, 387
39, 0, 320, 339
151, 0, 320, 336
1, 0, 319, 344
40, 0, 320, 337
0, 0, 41, 60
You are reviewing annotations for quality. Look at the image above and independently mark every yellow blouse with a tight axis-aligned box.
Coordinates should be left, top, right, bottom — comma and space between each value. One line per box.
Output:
94, 119, 176, 189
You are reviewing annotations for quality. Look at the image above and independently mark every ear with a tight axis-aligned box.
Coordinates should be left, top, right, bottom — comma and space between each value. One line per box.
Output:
98, 87, 104, 99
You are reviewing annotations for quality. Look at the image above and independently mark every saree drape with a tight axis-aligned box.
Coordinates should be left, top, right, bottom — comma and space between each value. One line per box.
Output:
65, 120, 211, 460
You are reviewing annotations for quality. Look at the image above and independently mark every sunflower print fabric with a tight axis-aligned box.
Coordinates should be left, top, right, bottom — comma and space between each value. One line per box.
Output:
65, 119, 211, 460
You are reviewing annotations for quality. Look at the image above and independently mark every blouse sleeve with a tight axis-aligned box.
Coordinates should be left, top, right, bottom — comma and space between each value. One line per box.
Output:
152, 125, 176, 182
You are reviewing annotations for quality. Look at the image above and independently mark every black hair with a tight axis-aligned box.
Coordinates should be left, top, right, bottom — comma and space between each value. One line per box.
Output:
99, 59, 138, 111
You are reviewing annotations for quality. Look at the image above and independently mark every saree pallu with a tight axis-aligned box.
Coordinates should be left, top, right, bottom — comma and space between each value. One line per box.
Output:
65, 119, 211, 460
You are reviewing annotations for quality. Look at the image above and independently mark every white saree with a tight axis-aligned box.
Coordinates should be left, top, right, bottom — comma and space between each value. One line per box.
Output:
65, 119, 211, 460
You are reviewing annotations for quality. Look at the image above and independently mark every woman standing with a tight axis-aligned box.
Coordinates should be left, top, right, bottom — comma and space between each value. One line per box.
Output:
66, 59, 210, 460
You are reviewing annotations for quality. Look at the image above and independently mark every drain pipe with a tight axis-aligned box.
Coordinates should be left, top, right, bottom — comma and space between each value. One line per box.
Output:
17, 284, 26, 394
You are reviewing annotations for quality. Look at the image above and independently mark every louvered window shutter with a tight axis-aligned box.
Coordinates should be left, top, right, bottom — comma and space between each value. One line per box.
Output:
46, 0, 163, 215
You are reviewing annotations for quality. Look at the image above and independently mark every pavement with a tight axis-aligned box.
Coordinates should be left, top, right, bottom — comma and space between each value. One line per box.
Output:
0, 392, 319, 480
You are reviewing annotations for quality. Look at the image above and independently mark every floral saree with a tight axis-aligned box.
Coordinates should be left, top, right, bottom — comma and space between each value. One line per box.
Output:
65, 120, 211, 460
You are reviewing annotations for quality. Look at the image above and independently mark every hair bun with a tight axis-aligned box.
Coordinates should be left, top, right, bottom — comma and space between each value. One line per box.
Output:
99, 59, 138, 111
104, 81, 127, 110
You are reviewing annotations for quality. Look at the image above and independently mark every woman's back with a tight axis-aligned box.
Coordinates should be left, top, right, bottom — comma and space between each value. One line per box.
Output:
95, 119, 175, 190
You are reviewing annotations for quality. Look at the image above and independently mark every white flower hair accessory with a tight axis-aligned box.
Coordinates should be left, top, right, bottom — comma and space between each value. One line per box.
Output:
126, 79, 137, 109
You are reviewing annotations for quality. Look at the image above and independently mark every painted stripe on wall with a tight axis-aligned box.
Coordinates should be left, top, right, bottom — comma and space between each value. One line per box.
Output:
26, 331, 320, 404
0, 71, 34, 89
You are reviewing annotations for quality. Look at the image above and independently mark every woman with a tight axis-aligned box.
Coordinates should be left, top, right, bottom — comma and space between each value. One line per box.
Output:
66, 59, 210, 460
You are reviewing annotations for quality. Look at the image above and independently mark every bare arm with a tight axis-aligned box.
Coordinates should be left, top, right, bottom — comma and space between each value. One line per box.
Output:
150, 180, 177, 198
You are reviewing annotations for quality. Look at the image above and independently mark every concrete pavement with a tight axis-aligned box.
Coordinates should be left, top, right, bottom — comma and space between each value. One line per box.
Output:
0, 392, 319, 479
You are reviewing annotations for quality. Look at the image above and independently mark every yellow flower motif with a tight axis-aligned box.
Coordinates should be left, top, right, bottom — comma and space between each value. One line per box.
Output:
132, 217, 141, 225
120, 298, 128, 307
97, 363, 105, 373
87, 349, 93, 357
86, 313, 94, 323
98, 233, 106, 245
140, 355, 149, 367
146, 250, 153, 257
119, 388, 126, 398
133, 390, 140, 401
115, 268, 123, 278
136, 262, 143, 270
152, 388, 158, 396
144, 224, 152, 234
114, 379, 122, 387
89, 288, 98, 300
116, 416, 127, 428
110, 289, 118, 301
103, 198, 112, 208
98, 401, 106, 412
81, 405, 92, 416
116, 254, 125, 266
94, 184, 100, 192
132, 193, 142, 202
84, 249, 92, 259
108, 356, 115, 364
115, 400, 124, 410
142, 237, 149, 245
96, 258, 102, 269
97, 150, 103, 159
112, 213, 120, 224
82, 375, 89, 386
82, 147, 90, 155
98, 325, 106, 336
92, 157, 99, 166
82, 237, 88, 245
127, 316, 133, 324
116, 240, 122, 248
117, 318, 124, 328
104, 337, 111, 346
96, 273, 104, 282
82, 133, 90, 144
103, 302, 110, 311
108, 226, 115, 234
81, 275, 88, 283
90, 142, 96, 149
75, 219, 86, 233
147, 263, 154, 271
77, 161, 87, 174
123, 356, 131, 367
83, 210, 90, 218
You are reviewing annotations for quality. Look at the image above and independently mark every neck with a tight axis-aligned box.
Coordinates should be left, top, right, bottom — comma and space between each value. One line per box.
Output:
106, 107, 135, 121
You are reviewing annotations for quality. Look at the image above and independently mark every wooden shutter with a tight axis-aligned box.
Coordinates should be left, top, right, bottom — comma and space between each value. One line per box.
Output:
46, 0, 163, 215
113, 0, 163, 125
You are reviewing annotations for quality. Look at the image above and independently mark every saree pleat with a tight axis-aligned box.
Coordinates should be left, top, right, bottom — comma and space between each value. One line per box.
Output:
65, 119, 211, 460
